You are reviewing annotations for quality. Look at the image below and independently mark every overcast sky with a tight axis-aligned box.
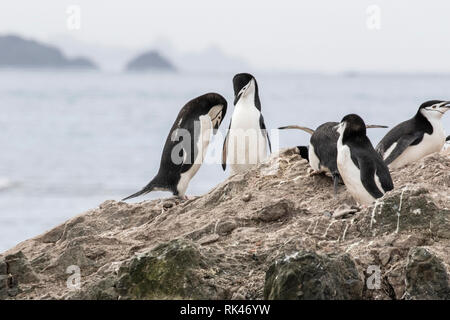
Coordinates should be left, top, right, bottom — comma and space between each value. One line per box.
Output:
1, 0, 450, 72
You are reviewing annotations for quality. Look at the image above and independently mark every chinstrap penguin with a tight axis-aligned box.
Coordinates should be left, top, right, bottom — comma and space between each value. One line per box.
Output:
376, 100, 450, 169
279, 122, 387, 194
335, 114, 393, 205
123, 93, 227, 200
222, 73, 271, 175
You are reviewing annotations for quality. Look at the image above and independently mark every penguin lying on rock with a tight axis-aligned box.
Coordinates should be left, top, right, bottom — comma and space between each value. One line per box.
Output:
377, 100, 450, 168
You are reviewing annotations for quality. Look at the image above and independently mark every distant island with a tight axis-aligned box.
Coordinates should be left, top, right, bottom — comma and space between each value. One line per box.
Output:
0, 35, 97, 69
125, 50, 176, 72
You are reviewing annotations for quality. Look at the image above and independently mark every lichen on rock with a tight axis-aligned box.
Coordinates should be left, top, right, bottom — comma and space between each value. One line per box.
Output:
115, 239, 221, 300
264, 250, 363, 300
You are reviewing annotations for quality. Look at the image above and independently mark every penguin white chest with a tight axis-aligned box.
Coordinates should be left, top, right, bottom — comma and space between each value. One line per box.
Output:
177, 114, 213, 196
308, 143, 322, 172
227, 102, 267, 174
337, 143, 379, 205
389, 119, 445, 169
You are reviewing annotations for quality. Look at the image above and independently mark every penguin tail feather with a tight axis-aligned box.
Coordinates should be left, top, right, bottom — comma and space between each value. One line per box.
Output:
122, 181, 156, 201
278, 125, 315, 135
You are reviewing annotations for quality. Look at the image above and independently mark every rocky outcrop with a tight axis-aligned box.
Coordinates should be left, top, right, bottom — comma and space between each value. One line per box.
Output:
0, 35, 97, 69
125, 51, 175, 72
264, 251, 363, 300
404, 247, 450, 299
1, 149, 449, 300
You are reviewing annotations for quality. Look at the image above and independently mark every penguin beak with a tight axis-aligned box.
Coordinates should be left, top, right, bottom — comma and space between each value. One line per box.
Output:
442, 101, 450, 109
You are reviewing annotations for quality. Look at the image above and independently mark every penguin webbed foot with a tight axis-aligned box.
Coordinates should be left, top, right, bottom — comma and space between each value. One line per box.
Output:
331, 172, 343, 196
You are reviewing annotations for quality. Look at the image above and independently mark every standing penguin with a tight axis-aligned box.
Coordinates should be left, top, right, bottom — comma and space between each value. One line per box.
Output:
376, 100, 450, 169
222, 73, 271, 174
123, 93, 227, 200
278, 122, 387, 193
335, 114, 393, 205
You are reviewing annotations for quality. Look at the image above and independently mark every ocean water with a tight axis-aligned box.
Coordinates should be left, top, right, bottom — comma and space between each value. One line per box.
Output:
0, 70, 449, 252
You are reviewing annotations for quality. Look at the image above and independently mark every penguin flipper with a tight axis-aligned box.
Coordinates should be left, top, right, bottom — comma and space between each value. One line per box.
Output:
358, 158, 384, 199
222, 121, 231, 171
259, 114, 272, 153
383, 132, 423, 165
278, 125, 315, 135
375, 160, 394, 193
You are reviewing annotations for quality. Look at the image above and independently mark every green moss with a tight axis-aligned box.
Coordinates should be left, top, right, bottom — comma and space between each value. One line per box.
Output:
116, 239, 205, 299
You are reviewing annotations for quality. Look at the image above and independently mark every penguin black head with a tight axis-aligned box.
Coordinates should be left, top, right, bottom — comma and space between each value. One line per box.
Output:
188, 93, 228, 130
335, 114, 367, 142
232, 73, 261, 109
418, 100, 450, 120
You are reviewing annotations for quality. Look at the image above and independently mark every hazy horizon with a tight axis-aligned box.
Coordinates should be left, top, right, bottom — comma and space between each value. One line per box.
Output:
1, 1, 450, 73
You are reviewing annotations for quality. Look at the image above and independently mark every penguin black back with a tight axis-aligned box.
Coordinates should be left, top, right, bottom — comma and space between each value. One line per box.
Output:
377, 102, 433, 158
310, 122, 340, 174
123, 93, 227, 200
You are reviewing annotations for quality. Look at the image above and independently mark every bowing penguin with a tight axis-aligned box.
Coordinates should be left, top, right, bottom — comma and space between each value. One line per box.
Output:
123, 93, 227, 200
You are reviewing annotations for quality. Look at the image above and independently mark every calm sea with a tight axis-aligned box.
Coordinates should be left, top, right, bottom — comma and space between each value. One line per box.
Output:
1, 70, 449, 252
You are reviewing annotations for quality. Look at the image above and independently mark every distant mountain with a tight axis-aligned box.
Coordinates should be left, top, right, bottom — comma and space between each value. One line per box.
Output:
0, 35, 97, 69
48, 35, 135, 72
49, 35, 250, 73
174, 46, 250, 74
125, 50, 175, 72
152, 38, 250, 74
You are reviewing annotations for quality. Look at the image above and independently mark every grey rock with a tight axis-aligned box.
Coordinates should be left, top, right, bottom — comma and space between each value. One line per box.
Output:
264, 250, 363, 300
4, 251, 39, 284
256, 199, 294, 222
215, 220, 237, 236
0, 258, 6, 274
115, 239, 222, 299
356, 188, 449, 237
404, 247, 450, 300
241, 193, 252, 202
